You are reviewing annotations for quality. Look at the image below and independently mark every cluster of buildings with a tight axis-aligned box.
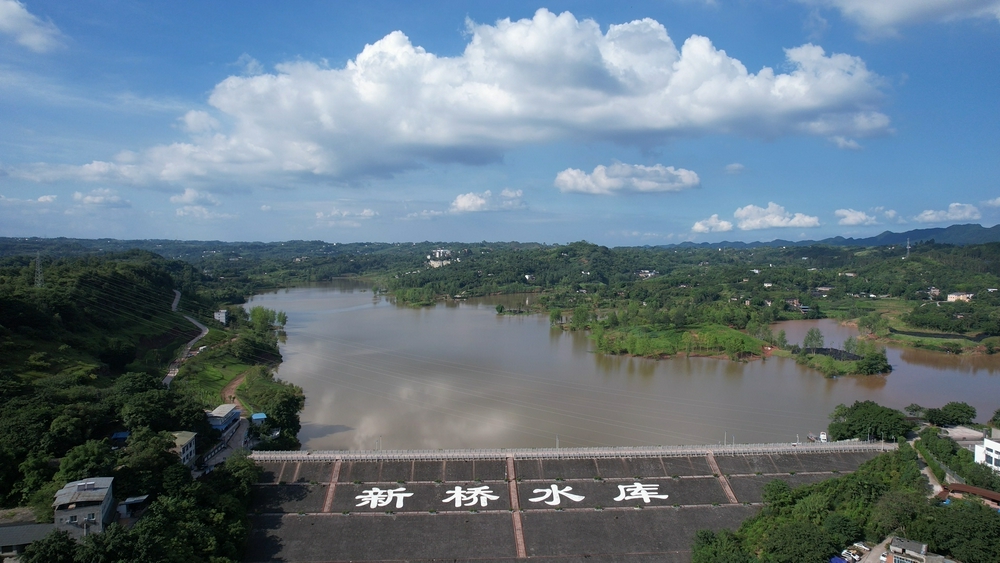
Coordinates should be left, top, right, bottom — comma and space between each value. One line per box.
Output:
1, 402, 256, 558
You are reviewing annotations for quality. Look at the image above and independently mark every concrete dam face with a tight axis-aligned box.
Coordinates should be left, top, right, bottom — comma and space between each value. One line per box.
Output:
245, 443, 887, 562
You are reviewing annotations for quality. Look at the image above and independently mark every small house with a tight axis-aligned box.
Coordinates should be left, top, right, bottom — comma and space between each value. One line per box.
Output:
251, 413, 268, 426
53, 477, 115, 538
946, 292, 973, 302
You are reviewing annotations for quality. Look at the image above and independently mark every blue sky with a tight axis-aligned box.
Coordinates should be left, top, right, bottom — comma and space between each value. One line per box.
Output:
1, 1, 998, 245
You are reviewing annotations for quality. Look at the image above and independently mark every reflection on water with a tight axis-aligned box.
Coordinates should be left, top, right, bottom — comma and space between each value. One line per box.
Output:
246, 284, 1000, 451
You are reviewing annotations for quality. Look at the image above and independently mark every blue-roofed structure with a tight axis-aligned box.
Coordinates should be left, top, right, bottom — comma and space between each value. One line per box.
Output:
251, 413, 267, 425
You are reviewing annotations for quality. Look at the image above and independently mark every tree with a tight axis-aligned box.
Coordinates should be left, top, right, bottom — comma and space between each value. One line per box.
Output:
828, 400, 913, 442
940, 402, 976, 426
549, 309, 562, 325
926, 402, 976, 426
855, 349, 892, 375
803, 327, 824, 353
691, 529, 752, 563
762, 479, 793, 507
495, 304, 504, 314
760, 520, 836, 563
55, 439, 117, 484
775, 329, 788, 349
21, 529, 77, 563
992, 407, 1000, 427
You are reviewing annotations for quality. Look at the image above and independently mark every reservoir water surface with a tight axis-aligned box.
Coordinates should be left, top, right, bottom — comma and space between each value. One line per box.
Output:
247, 281, 1000, 450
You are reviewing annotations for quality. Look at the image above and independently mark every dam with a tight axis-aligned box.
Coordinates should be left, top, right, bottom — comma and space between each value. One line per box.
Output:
245, 441, 891, 562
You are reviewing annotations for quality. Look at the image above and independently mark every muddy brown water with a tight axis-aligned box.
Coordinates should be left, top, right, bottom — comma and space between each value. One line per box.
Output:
246, 282, 1000, 450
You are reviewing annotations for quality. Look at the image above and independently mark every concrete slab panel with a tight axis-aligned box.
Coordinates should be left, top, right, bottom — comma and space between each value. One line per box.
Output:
622, 457, 667, 479
258, 462, 284, 484
413, 460, 445, 482
379, 461, 413, 483
474, 460, 507, 481
541, 459, 599, 480
714, 455, 778, 475
294, 462, 334, 484
767, 454, 806, 474
514, 459, 543, 480
662, 456, 712, 477
246, 512, 516, 562
338, 461, 380, 484
595, 458, 630, 479
252, 484, 328, 514
521, 505, 758, 558
445, 460, 475, 482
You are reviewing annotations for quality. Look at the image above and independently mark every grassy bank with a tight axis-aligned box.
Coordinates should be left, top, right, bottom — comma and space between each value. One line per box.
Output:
172, 328, 253, 408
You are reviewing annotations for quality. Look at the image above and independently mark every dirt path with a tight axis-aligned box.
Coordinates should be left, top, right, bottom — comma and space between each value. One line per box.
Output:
221, 370, 249, 412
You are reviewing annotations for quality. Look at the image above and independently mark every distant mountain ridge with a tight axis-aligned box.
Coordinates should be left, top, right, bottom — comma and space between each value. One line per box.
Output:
669, 223, 1000, 249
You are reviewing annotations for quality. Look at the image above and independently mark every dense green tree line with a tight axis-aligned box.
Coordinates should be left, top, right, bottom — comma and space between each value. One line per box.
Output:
1, 251, 301, 561
693, 443, 1000, 563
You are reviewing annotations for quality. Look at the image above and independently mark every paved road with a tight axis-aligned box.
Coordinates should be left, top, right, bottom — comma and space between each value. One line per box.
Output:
251, 440, 894, 463
162, 289, 210, 387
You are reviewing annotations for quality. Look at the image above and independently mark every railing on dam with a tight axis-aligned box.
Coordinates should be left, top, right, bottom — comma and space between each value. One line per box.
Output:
249, 440, 896, 463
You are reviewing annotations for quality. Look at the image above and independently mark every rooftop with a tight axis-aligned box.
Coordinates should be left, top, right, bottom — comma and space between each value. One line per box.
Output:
52, 477, 113, 508
172, 431, 196, 447
209, 404, 238, 418
0, 523, 55, 549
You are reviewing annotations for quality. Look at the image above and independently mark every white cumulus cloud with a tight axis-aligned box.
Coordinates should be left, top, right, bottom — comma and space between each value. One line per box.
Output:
725, 163, 745, 174
179, 111, 220, 134
72, 188, 129, 208
914, 203, 981, 223
830, 136, 862, 150
555, 162, 699, 195
984, 197, 1000, 207
0, 0, 62, 52
176, 206, 234, 220
449, 189, 525, 213
692, 214, 734, 233
169, 188, 220, 206
315, 207, 378, 227
802, 0, 1000, 35
15, 9, 890, 186
835, 208, 877, 225
37, 194, 56, 203
734, 202, 820, 230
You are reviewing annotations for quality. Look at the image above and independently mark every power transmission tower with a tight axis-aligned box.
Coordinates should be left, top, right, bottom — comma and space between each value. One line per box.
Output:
34, 251, 44, 288
906, 238, 911, 259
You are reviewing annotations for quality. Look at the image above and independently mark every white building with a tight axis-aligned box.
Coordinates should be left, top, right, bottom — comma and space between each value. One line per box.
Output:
213, 309, 228, 324
172, 431, 197, 467
974, 436, 1000, 473
946, 292, 973, 302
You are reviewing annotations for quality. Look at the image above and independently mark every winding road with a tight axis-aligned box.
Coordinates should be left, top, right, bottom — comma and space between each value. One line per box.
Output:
162, 289, 210, 387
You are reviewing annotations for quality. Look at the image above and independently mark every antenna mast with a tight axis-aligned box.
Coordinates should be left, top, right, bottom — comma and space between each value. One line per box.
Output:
906, 238, 911, 259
